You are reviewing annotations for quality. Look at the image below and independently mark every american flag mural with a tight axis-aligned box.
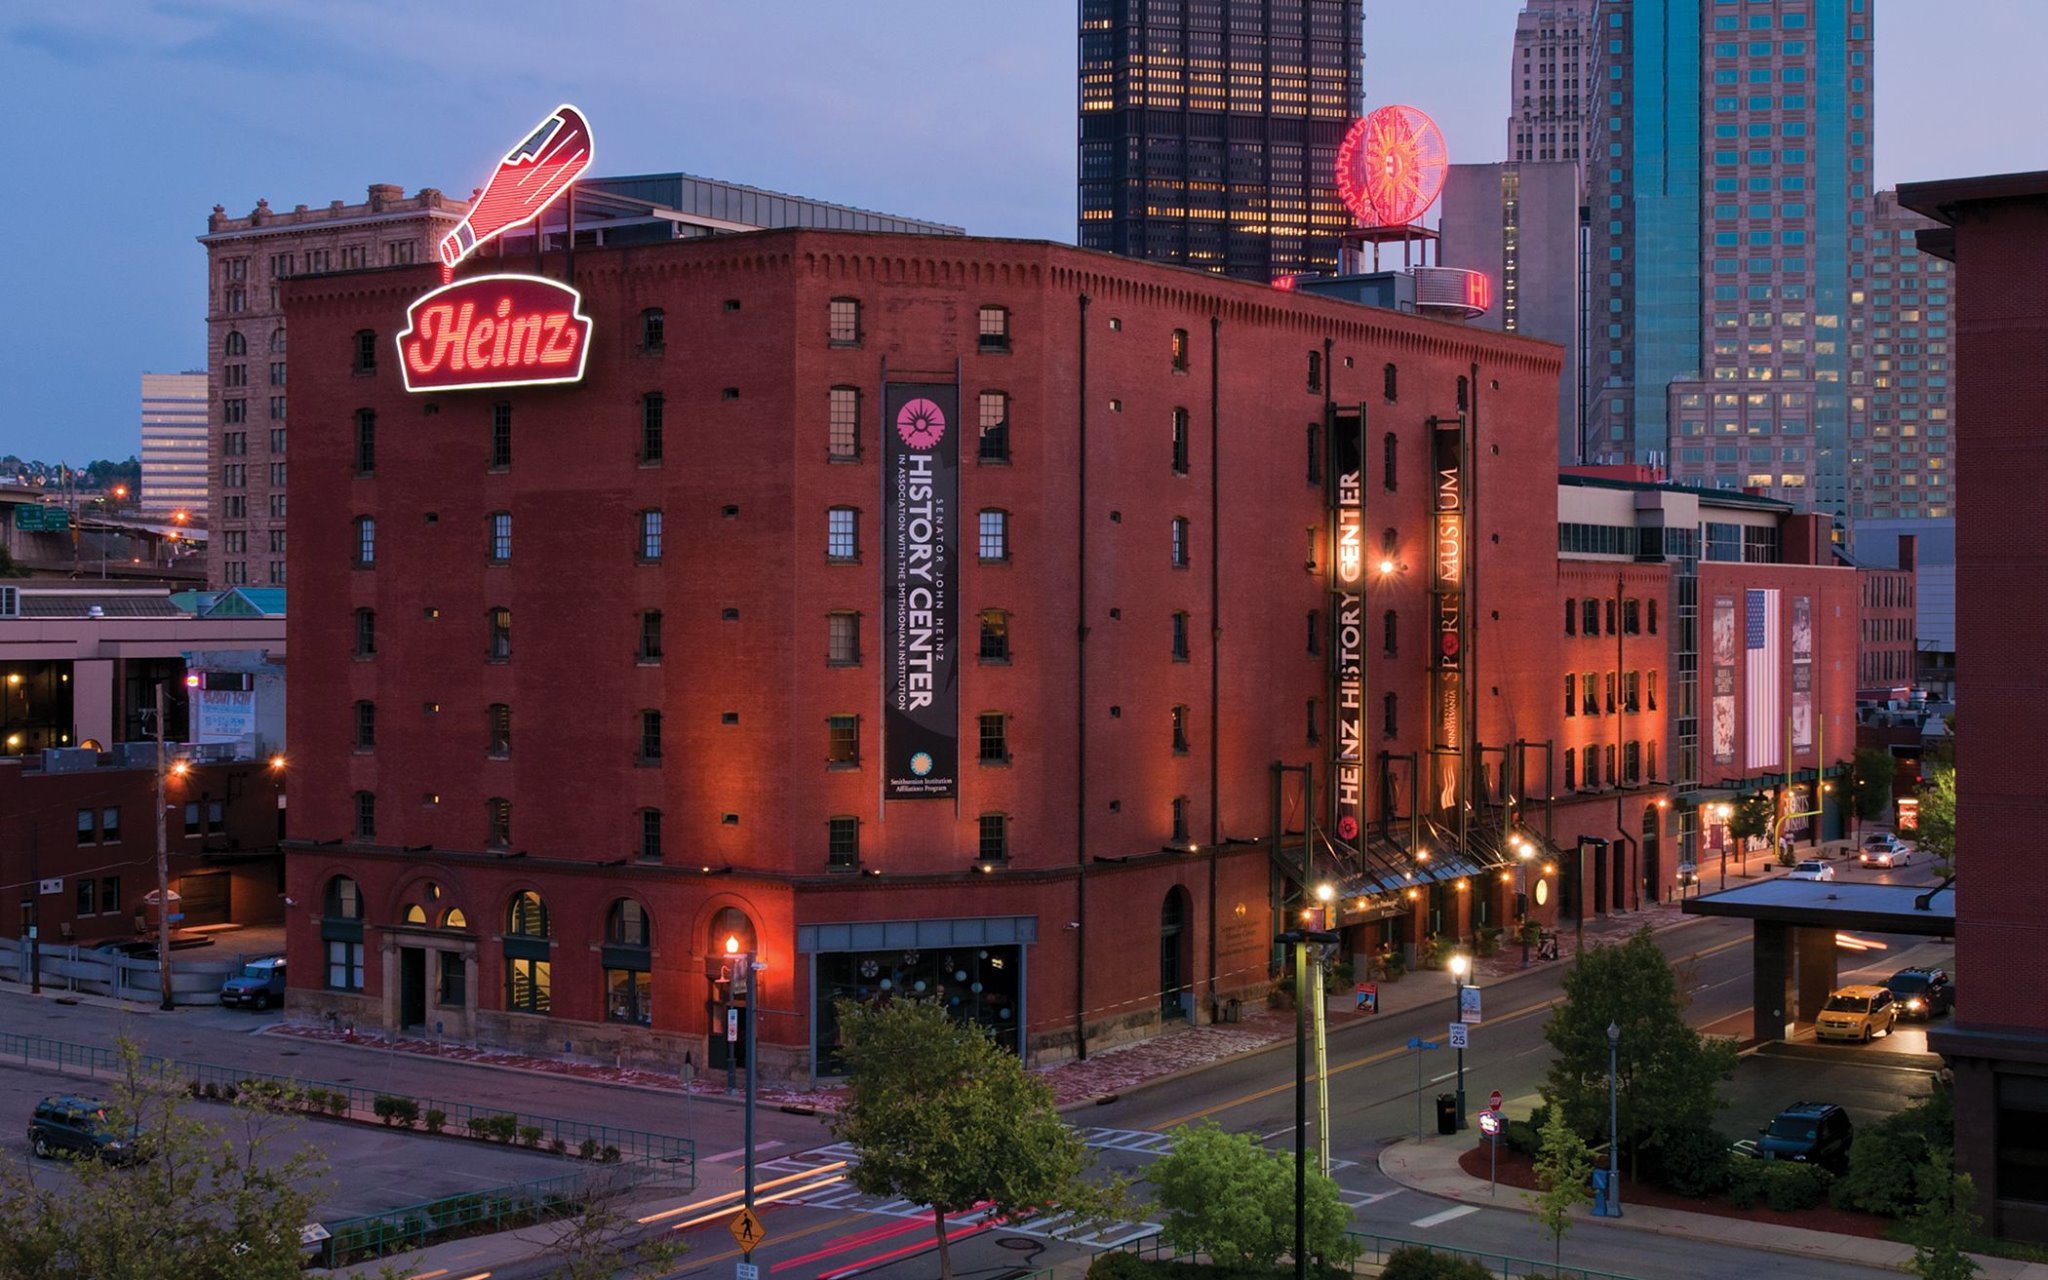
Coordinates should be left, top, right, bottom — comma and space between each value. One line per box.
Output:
1746, 588, 1781, 769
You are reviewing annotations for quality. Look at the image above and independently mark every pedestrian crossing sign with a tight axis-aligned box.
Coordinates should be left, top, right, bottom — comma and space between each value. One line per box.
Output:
729, 1205, 766, 1252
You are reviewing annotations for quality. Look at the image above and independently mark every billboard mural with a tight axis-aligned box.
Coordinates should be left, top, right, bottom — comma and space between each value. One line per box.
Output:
1791, 594, 1814, 751
882, 383, 960, 799
1711, 595, 1737, 766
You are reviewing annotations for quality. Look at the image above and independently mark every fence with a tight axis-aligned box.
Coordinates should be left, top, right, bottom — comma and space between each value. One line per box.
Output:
0, 1029, 695, 1176
315, 1168, 601, 1268
1119, 1231, 1647, 1280
0, 936, 266, 1005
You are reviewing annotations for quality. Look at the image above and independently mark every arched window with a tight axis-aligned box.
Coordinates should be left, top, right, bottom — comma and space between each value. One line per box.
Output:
269, 327, 287, 354
403, 903, 427, 925
1383, 362, 1398, 403
605, 899, 653, 1025
1382, 432, 1398, 492
1456, 375, 1469, 412
1648, 599, 1659, 635
1564, 598, 1576, 636
322, 876, 364, 991
1306, 350, 1322, 393
505, 890, 551, 1015
1382, 692, 1398, 738
442, 907, 468, 929
1383, 608, 1398, 657
224, 330, 246, 357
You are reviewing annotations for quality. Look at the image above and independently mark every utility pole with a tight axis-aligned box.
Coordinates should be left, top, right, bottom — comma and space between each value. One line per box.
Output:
155, 682, 173, 1011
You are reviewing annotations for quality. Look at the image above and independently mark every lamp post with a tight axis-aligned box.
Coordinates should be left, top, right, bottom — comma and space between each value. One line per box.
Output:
1277, 927, 1338, 1280
1603, 1021, 1623, 1217
1511, 835, 1534, 966
1448, 952, 1471, 1130
1312, 883, 1336, 1177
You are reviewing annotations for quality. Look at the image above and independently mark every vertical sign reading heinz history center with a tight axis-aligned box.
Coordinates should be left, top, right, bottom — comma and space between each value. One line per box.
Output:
1330, 407, 1366, 857
883, 383, 960, 799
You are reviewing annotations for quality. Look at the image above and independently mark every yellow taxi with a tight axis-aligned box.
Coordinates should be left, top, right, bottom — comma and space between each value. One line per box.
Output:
1815, 984, 1899, 1043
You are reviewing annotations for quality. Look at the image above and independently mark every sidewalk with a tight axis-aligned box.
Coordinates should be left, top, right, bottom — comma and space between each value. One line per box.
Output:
1378, 1131, 2048, 1279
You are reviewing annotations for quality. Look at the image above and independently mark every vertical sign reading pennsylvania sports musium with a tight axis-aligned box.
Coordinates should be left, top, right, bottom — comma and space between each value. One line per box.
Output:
1431, 415, 1466, 811
883, 384, 960, 798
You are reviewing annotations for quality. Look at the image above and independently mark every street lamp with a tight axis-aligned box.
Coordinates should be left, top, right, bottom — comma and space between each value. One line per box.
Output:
1511, 835, 1535, 966
1600, 1021, 1623, 1217
1276, 927, 1338, 1280
1448, 952, 1471, 1130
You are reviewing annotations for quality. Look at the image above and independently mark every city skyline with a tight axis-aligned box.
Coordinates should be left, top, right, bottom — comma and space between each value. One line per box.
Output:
1, 0, 2036, 461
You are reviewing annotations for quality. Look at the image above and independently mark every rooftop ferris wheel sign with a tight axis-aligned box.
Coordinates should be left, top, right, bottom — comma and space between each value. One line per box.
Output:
1335, 105, 1449, 230
398, 104, 596, 393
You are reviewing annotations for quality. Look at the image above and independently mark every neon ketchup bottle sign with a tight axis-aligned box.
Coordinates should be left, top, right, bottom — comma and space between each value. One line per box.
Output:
398, 103, 596, 394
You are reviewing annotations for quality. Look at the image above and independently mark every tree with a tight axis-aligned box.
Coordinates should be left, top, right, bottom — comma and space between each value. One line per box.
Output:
1909, 1153, 1982, 1280
828, 998, 1117, 1280
0, 1043, 328, 1279
1146, 1122, 1354, 1273
1527, 1108, 1592, 1272
1916, 745, 1957, 874
534, 1165, 688, 1280
1543, 927, 1737, 1178
1847, 746, 1900, 829
1727, 793, 1775, 848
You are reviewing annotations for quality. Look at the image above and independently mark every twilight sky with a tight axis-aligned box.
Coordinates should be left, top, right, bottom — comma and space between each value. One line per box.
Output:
1, 1, 2036, 464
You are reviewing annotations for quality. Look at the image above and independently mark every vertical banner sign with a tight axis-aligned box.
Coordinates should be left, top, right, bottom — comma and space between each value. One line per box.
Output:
1711, 596, 1737, 766
1790, 595, 1814, 751
883, 383, 959, 799
1330, 408, 1366, 856
1430, 416, 1466, 812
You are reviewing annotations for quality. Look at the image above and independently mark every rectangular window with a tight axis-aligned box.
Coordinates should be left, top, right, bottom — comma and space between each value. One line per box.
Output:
978, 510, 1008, 561
355, 517, 376, 566
1171, 408, 1190, 474
354, 791, 375, 840
827, 817, 859, 870
77, 879, 97, 916
979, 610, 1010, 662
490, 403, 512, 469
1172, 704, 1189, 754
269, 361, 287, 387
487, 797, 512, 846
506, 957, 550, 1014
640, 809, 663, 861
639, 610, 664, 662
327, 939, 364, 991
353, 329, 377, 374
1172, 611, 1190, 661
100, 876, 119, 915
641, 394, 664, 464
828, 611, 860, 665
76, 809, 95, 846
640, 509, 664, 561
641, 307, 665, 351
828, 297, 861, 345
488, 607, 512, 661
1170, 517, 1189, 568
268, 493, 285, 518
978, 712, 1008, 763
639, 710, 663, 763
978, 391, 1010, 462
1564, 748, 1577, 790
489, 511, 512, 562
977, 814, 1008, 863
1565, 673, 1576, 717
828, 387, 860, 460
488, 703, 512, 757
355, 700, 376, 751
977, 305, 1010, 352
268, 461, 286, 486
827, 507, 858, 561
827, 714, 860, 766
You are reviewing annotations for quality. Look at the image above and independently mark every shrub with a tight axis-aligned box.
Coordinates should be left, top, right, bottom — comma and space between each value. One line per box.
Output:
601, 1145, 620, 1163
1647, 1123, 1731, 1198
423, 1108, 446, 1134
1762, 1161, 1831, 1211
1506, 1103, 1553, 1158
468, 1113, 518, 1142
1381, 1245, 1497, 1280
518, 1124, 545, 1148
1726, 1155, 1768, 1209
373, 1095, 420, 1128
1084, 1252, 1148, 1279
549, 1137, 567, 1155
1835, 1091, 1955, 1218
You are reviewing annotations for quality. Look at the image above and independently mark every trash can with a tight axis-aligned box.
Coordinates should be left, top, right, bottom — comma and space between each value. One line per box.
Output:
1436, 1093, 1459, 1136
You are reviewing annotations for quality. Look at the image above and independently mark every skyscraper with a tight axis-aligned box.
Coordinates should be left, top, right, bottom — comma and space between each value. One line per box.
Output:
1078, 0, 1362, 281
1587, 0, 1874, 530
1507, 0, 1598, 164
139, 372, 208, 518
1852, 189, 1954, 526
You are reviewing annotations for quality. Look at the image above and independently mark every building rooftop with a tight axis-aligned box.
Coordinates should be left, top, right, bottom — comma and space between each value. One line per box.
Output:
1559, 472, 1794, 512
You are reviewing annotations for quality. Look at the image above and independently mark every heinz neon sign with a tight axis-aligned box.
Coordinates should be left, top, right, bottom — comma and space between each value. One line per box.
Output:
399, 274, 592, 392
398, 105, 596, 394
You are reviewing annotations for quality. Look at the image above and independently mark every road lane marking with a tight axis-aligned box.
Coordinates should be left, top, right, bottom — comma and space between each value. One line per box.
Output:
1149, 933, 1752, 1130
703, 1138, 784, 1162
1410, 1205, 1480, 1229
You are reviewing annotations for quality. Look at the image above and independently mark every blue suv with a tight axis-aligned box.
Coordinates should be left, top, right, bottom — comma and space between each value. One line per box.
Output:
1757, 1101, 1853, 1172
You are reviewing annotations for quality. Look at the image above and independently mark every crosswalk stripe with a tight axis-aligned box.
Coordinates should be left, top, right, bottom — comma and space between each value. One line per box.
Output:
1411, 1205, 1480, 1229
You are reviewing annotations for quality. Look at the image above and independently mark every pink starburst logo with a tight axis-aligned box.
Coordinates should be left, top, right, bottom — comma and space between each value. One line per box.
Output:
896, 398, 947, 449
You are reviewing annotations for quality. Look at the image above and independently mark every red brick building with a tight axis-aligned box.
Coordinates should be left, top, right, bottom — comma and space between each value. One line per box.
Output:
1902, 171, 2048, 1241
1856, 533, 1918, 698
280, 229, 1859, 1079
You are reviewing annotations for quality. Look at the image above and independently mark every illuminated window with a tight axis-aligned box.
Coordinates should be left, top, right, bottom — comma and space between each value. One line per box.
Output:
504, 890, 550, 1014
978, 510, 1009, 562
979, 609, 1010, 662
978, 305, 1010, 352
827, 507, 858, 561
1170, 516, 1190, 568
640, 509, 664, 561
828, 297, 861, 346
487, 607, 512, 662
488, 511, 511, 563
353, 517, 375, 567
827, 715, 860, 766
324, 876, 365, 990
979, 392, 1010, 462
829, 387, 861, 460
1171, 328, 1190, 371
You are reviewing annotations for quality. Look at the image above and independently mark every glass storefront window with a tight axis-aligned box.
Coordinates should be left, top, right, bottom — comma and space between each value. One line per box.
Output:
814, 945, 1022, 1075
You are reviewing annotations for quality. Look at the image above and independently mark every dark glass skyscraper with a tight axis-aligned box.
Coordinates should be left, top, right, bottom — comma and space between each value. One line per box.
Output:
1078, 0, 1363, 281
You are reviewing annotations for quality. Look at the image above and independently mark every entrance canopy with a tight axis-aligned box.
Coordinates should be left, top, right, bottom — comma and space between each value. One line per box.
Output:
1682, 879, 1954, 935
